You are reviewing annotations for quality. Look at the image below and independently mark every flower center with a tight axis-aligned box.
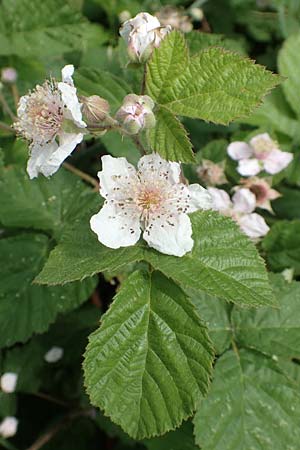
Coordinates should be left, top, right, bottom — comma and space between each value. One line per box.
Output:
137, 186, 164, 212
253, 138, 275, 159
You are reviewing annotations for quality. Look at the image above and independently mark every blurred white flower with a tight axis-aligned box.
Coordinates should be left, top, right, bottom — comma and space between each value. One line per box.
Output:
156, 6, 193, 33
227, 133, 293, 176
90, 153, 212, 257
14, 65, 86, 179
208, 187, 269, 239
120, 12, 171, 63
238, 176, 280, 213
0, 372, 18, 393
116, 94, 156, 135
44, 346, 64, 363
0, 417, 18, 438
197, 159, 227, 186
1, 67, 17, 84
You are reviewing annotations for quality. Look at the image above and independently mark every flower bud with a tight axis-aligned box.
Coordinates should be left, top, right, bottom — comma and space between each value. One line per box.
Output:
119, 10, 131, 23
0, 417, 18, 438
1, 67, 17, 84
0, 372, 18, 393
190, 8, 204, 21
116, 94, 156, 135
197, 160, 227, 186
120, 12, 171, 63
80, 95, 110, 125
44, 346, 64, 363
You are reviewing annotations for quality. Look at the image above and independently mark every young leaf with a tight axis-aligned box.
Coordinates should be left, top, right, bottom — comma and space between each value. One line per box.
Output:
262, 220, 300, 275
149, 106, 195, 162
0, 234, 96, 348
232, 274, 300, 358
194, 349, 300, 450
84, 270, 213, 439
278, 32, 300, 118
143, 211, 276, 307
146, 31, 280, 124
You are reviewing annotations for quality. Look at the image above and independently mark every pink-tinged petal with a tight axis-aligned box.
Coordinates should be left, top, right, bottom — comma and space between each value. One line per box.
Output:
99, 155, 137, 198
143, 213, 193, 257
227, 142, 253, 161
238, 213, 269, 239
57, 81, 86, 128
27, 140, 59, 179
237, 158, 261, 176
61, 65, 75, 85
232, 188, 256, 214
90, 203, 141, 249
207, 187, 232, 212
263, 149, 293, 175
187, 184, 212, 212
138, 153, 181, 184
249, 132, 273, 149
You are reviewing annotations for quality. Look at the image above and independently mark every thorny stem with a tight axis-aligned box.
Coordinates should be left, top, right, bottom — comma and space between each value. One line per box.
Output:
0, 121, 14, 133
141, 65, 147, 95
0, 91, 16, 121
26, 409, 94, 450
131, 134, 147, 156
63, 162, 99, 190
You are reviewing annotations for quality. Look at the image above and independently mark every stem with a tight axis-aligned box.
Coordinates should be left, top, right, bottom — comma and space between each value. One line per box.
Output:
26, 409, 94, 450
62, 162, 99, 189
131, 135, 147, 156
33, 392, 70, 408
0, 121, 14, 133
0, 92, 16, 121
11, 84, 20, 110
141, 65, 147, 95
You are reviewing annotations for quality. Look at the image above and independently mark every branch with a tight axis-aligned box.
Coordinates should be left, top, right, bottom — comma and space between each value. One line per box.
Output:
63, 162, 99, 189
0, 92, 16, 121
131, 135, 147, 156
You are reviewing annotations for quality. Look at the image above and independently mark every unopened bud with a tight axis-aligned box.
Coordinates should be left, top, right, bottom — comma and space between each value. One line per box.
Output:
81, 95, 110, 125
116, 94, 156, 135
119, 10, 131, 23
0, 417, 18, 438
1, 67, 18, 84
0, 372, 18, 393
190, 8, 204, 21
44, 346, 64, 363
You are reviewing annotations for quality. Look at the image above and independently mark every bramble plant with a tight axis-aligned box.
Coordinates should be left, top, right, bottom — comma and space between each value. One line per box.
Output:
1, 1, 300, 449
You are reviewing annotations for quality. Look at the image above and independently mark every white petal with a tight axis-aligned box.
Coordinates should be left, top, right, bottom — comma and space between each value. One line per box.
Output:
99, 155, 137, 198
0, 373, 18, 393
43, 131, 83, 175
238, 213, 269, 239
57, 81, 86, 128
0, 417, 18, 438
143, 213, 193, 257
90, 203, 141, 249
61, 64, 75, 85
263, 149, 293, 174
232, 188, 256, 214
44, 346, 64, 363
227, 142, 253, 160
187, 184, 212, 212
207, 187, 232, 212
237, 158, 261, 176
27, 140, 59, 179
138, 153, 181, 184
249, 132, 273, 149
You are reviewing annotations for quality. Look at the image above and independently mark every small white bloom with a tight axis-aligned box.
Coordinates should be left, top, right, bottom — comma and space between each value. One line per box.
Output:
0, 373, 18, 393
0, 417, 18, 438
197, 159, 227, 186
44, 346, 64, 363
90, 153, 212, 257
120, 12, 172, 63
1, 67, 18, 84
237, 177, 280, 213
208, 187, 269, 239
227, 133, 293, 176
156, 6, 193, 33
14, 65, 86, 179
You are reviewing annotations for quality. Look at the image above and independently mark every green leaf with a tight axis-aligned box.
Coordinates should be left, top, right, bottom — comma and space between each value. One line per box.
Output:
194, 349, 300, 450
146, 31, 279, 125
232, 274, 300, 358
273, 187, 300, 219
0, 0, 107, 58
143, 421, 198, 450
0, 165, 97, 240
0, 234, 96, 348
74, 68, 131, 113
189, 290, 232, 354
262, 220, 300, 275
278, 32, 300, 118
144, 211, 276, 307
149, 107, 195, 163
84, 270, 213, 439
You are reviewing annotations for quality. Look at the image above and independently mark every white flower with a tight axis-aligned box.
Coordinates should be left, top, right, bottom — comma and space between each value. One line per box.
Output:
0, 373, 18, 393
208, 187, 269, 239
1, 67, 17, 84
120, 12, 172, 62
0, 417, 18, 438
14, 65, 86, 179
227, 133, 293, 176
238, 176, 280, 213
44, 346, 64, 363
197, 159, 227, 186
90, 153, 212, 257
155, 6, 193, 33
